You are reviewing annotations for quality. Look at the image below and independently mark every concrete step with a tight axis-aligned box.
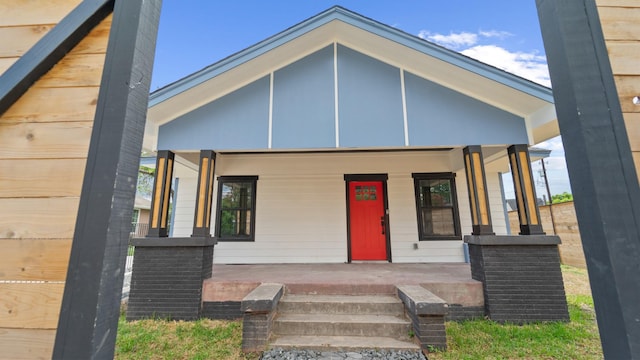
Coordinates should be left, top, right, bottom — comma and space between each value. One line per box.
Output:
284, 283, 396, 295
271, 335, 420, 352
273, 313, 411, 337
278, 294, 404, 315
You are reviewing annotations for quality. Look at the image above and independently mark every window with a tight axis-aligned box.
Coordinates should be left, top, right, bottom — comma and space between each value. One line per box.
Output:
215, 176, 258, 241
412, 173, 461, 240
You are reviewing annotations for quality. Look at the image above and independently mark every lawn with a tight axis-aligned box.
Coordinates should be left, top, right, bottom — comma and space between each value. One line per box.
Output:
115, 265, 602, 359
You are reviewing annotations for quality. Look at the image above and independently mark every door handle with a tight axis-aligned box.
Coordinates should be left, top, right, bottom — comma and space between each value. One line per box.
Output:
380, 216, 386, 235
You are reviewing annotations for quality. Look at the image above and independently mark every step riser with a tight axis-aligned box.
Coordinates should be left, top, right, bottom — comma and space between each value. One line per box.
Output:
273, 321, 411, 337
278, 302, 404, 315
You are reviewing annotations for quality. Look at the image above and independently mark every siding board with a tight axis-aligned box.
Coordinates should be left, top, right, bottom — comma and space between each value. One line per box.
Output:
0, 159, 85, 198
598, 6, 640, 41
0, 197, 79, 240
0, 239, 71, 281
0, 328, 55, 360
0, 0, 81, 27
1, 87, 99, 123
0, 283, 64, 329
0, 121, 92, 159
35, 54, 106, 88
0, 25, 54, 58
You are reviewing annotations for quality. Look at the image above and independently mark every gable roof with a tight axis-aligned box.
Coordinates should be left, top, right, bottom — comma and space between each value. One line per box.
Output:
146, 6, 557, 151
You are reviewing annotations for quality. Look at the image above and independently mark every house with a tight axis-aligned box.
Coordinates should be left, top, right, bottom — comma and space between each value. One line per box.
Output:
142, 6, 558, 264
128, 6, 571, 352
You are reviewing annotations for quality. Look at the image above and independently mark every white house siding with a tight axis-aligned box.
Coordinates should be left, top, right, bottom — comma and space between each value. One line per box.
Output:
170, 161, 197, 237
169, 151, 510, 264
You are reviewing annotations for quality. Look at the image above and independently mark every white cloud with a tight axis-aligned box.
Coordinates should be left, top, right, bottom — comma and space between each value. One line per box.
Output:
461, 45, 550, 86
418, 29, 550, 86
478, 30, 512, 39
419, 31, 478, 49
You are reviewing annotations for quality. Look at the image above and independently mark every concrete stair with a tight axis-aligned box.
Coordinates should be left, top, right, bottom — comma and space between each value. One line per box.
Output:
270, 294, 419, 351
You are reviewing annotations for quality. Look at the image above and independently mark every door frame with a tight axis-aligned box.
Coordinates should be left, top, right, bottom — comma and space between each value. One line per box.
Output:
344, 174, 392, 263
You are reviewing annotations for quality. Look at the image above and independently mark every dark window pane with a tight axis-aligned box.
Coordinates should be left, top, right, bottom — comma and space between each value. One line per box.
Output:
420, 208, 456, 236
221, 182, 252, 209
219, 209, 252, 237
419, 179, 451, 206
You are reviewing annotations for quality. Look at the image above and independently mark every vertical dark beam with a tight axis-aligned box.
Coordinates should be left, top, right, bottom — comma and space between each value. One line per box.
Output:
192, 150, 216, 237
463, 146, 494, 235
537, 0, 640, 358
147, 150, 175, 237
53, 0, 162, 358
507, 145, 545, 235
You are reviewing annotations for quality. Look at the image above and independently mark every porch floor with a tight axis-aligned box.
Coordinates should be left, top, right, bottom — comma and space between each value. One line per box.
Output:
203, 263, 484, 307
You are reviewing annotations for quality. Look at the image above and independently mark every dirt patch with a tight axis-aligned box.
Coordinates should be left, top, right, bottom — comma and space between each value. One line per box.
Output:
562, 265, 593, 296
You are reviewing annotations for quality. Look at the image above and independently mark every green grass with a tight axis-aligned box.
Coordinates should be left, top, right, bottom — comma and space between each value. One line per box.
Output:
115, 312, 258, 360
429, 296, 601, 359
116, 266, 602, 359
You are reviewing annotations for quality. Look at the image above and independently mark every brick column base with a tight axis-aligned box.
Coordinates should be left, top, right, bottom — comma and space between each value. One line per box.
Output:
465, 235, 569, 323
126, 237, 215, 321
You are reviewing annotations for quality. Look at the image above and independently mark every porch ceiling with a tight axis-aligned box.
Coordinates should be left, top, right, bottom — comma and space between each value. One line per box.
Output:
145, 7, 557, 152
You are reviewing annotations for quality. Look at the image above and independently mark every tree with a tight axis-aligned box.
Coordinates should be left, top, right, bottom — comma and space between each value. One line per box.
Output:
551, 192, 573, 204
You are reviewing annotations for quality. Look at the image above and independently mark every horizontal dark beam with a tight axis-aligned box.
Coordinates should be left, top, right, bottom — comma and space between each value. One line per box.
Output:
0, 0, 114, 116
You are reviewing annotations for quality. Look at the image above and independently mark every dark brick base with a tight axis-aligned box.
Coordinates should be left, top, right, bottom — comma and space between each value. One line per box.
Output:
242, 311, 276, 352
127, 237, 214, 321
202, 301, 243, 320
466, 235, 569, 324
445, 305, 485, 321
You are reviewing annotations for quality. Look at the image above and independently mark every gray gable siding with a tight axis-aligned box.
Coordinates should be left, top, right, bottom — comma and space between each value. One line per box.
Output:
157, 45, 528, 152
272, 45, 335, 149
404, 72, 528, 146
158, 76, 270, 150
337, 45, 405, 147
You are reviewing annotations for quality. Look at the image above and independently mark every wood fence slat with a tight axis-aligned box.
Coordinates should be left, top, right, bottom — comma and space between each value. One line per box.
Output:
0, 121, 92, 159
624, 113, 640, 152
607, 42, 640, 76
0, 239, 71, 281
71, 15, 112, 55
0, 0, 81, 27
0, 57, 18, 77
0, 25, 54, 58
0, 283, 64, 329
0, 328, 55, 360
596, 0, 639, 8
0, 159, 85, 198
35, 54, 106, 88
598, 6, 640, 41
0, 197, 79, 239
1, 87, 99, 123
613, 76, 640, 113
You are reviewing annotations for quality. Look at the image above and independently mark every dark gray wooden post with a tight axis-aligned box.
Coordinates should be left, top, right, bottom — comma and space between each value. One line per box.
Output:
53, 0, 162, 358
537, 1, 640, 358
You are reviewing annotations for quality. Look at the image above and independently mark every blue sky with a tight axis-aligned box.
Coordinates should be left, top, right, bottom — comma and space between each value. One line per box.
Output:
151, 1, 571, 198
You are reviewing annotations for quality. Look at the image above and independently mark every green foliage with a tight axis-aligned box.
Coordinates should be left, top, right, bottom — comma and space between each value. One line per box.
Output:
552, 191, 573, 204
136, 166, 155, 200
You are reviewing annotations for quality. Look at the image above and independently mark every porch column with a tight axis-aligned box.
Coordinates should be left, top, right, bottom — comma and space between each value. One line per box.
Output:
127, 150, 216, 321
147, 150, 174, 237
464, 146, 568, 324
507, 144, 545, 235
463, 146, 494, 235
192, 150, 216, 237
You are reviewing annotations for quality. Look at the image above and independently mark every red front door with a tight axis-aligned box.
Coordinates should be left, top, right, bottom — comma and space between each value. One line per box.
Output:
348, 181, 387, 261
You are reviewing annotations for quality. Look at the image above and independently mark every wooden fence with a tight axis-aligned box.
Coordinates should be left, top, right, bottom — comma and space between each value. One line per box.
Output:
0, 1, 111, 358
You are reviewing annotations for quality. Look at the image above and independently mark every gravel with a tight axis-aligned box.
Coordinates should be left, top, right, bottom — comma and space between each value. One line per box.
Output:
260, 348, 428, 360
